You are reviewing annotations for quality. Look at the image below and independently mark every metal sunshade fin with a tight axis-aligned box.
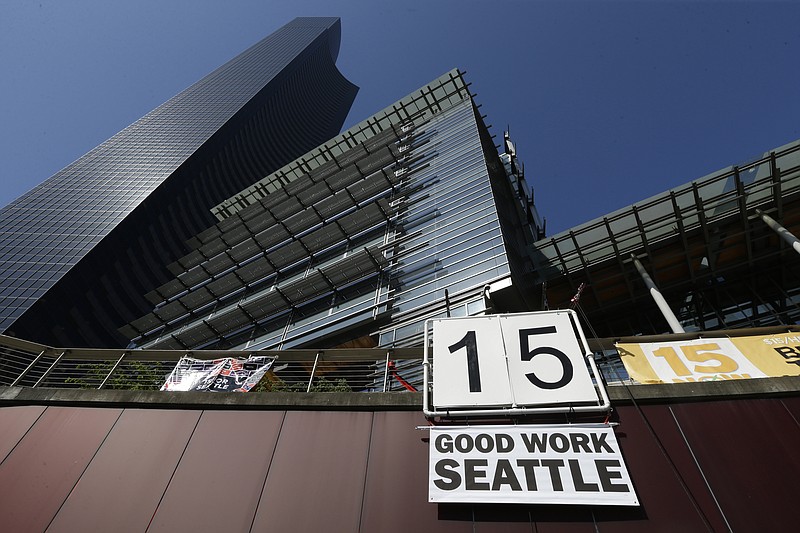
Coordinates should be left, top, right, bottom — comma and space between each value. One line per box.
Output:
300, 223, 345, 255
218, 223, 252, 248
178, 264, 212, 288
268, 196, 303, 221
178, 286, 216, 310
282, 172, 315, 197
194, 225, 221, 245
197, 238, 228, 262
337, 203, 388, 235
207, 306, 252, 333
277, 269, 329, 305
268, 240, 309, 271
324, 165, 362, 191
166, 261, 186, 276
152, 336, 183, 350
243, 214, 276, 236
158, 278, 190, 301
255, 224, 290, 249
253, 187, 290, 214
204, 252, 236, 276
185, 235, 202, 249
304, 157, 341, 185
229, 237, 262, 263
206, 273, 246, 299
174, 321, 217, 347
296, 180, 335, 207
235, 257, 275, 284
375, 197, 395, 215
283, 208, 323, 236
174, 250, 206, 273
213, 218, 238, 237
144, 277, 185, 305
315, 192, 356, 220
333, 143, 369, 168
320, 246, 385, 286
355, 147, 396, 176
240, 291, 285, 320
129, 312, 164, 335
363, 127, 402, 152
154, 299, 189, 322
347, 176, 393, 204
200, 208, 248, 244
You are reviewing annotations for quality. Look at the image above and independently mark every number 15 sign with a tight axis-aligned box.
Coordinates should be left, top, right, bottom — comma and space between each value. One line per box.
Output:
424, 311, 609, 415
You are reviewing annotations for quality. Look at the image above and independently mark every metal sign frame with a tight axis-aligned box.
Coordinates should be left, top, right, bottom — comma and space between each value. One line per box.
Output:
423, 310, 610, 417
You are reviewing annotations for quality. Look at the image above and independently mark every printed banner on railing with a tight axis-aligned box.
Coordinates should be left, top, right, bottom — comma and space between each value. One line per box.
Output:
161, 355, 275, 392
617, 334, 800, 384
429, 425, 638, 506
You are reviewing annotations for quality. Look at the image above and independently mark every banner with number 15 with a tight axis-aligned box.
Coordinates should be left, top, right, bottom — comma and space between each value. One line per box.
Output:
617, 334, 800, 384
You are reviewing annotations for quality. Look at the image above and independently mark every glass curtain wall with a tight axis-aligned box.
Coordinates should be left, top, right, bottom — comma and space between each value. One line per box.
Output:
124, 70, 540, 357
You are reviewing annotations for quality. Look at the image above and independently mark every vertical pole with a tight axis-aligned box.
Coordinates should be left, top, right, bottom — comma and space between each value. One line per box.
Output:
33, 351, 66, 388
422, 320, 434, 417
307, 352, 321, 393
757, 209, 800, 255
98, 352, 128, 390
11, 350, 46, 387
631, 254, 685, 333
382, 352, 391, 392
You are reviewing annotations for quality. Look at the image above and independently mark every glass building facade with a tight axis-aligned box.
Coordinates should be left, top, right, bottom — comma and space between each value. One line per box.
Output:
122, 70, 544, 357
0, 18, 358, 347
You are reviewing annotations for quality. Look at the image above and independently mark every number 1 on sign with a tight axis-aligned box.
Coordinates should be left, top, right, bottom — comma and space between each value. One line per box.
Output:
448, 331, 481, 392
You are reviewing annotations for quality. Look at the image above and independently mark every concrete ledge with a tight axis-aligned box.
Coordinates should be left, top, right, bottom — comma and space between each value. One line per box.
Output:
608, 375, 800, 404
2, 375, 799, 411
0, 387, 422, 410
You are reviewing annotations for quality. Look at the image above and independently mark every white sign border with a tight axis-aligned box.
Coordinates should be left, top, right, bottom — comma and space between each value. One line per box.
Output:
423, 310, 610, 417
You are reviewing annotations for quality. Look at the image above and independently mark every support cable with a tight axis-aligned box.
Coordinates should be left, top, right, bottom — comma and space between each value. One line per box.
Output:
574, 302, 719, 530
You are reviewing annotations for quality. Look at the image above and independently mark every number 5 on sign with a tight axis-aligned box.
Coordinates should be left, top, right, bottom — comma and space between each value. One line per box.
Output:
430, 312, 598, 409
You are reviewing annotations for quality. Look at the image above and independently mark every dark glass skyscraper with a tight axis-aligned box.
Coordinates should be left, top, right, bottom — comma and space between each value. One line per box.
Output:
0, 17, 357, 347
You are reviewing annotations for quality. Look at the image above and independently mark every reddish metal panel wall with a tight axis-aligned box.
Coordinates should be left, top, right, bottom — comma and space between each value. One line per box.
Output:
0, 405, 44, 463
251, 411, 373, 532
779, 396, 800, 421
0, 396, 798, 531
612, 405, 727, 531
0, 406, 122, 532
670, 398, 800, 531
47, 409, 202, 532
148, 410, 285, 532
360, 411, 472, 533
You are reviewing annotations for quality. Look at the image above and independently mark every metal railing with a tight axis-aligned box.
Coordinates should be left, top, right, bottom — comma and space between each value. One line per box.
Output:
0, 334, 422, 393
9, 327, 793, 393
0, 333, 628, 394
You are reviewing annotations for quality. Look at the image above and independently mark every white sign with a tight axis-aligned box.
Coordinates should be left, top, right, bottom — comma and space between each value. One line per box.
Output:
429, 425, 638, 506
430, 311, 598, 409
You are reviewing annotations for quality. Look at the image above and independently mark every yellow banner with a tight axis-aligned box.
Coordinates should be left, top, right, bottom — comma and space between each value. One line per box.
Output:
616, 334, 800, 384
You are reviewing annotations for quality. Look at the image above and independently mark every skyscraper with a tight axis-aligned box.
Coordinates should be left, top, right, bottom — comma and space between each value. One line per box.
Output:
0, 17, 357, 347
122, 69, 544, 357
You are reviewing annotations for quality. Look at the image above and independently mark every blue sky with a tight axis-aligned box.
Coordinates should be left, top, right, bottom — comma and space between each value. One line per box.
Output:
1, 0, 798, 234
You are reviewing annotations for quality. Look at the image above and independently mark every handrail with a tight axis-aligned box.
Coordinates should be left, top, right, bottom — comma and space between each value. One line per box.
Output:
0, 333, 423, 392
